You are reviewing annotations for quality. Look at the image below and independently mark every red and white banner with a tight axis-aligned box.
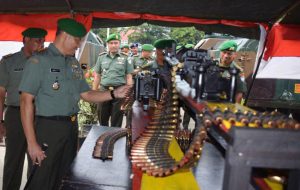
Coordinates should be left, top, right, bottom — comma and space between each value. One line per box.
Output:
256, 24, 300, 80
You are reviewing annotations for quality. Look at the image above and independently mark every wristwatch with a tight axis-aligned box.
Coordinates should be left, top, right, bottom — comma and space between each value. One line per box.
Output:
110, 90, 116, 99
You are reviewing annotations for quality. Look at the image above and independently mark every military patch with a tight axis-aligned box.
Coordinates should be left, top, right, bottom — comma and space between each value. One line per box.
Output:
295, 84, 300, 94
117, 57, 125, 61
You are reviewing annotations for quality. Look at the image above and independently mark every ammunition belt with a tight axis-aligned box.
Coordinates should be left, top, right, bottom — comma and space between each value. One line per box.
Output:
93, 128, 128, 160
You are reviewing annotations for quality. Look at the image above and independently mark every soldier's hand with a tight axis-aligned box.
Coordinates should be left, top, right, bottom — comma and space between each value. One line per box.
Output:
114, 85, 132, 98
0, 122, 6, 143
28, 142, 47, 166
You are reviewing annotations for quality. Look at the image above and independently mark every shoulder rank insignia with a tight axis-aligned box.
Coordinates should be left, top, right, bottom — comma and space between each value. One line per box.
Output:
99, 51, 107, 56
0, 53, 13, 64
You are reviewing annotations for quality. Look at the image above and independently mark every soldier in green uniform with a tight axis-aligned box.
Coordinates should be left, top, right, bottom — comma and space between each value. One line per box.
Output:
19, 18, 130, 190
152, 39, 176, 71
132, 44, 154, 73
218, 40, 247, 103
92, 33, 133, 127
0, 27, 47, 190
120, 44, 130, 55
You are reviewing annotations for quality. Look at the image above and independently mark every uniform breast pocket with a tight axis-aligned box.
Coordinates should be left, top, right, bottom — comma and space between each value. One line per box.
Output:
42, 74, 66, 96
115, 63, 125, 73
101, 63, 110, 73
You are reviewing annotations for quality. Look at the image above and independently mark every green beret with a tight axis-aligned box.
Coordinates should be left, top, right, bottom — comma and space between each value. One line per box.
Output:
57, 18, 87, 38
121, 44, 129, 49
219, 40, 238, 52
22, 28, 47, 38
184, 44, 194, 49
154, 39, 176, 49
176, 45, 182, 50
106, 33, 121, 42
142, 44, 154, 51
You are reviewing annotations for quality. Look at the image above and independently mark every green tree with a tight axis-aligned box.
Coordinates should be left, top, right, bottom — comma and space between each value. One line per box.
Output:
170, 27, 205, 46
127, 23, 170, 44
92, 28, 127, 44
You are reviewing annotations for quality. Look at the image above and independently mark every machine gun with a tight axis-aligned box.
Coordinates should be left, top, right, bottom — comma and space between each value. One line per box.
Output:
134, 70, 162, 110
179, 49, 239, 102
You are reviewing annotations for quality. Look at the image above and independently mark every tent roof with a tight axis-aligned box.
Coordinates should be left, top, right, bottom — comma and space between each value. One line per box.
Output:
0, 0, 299, 39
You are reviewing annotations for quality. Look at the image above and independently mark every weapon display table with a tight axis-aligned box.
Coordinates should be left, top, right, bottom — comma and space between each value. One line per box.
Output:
60, 125, 225, 190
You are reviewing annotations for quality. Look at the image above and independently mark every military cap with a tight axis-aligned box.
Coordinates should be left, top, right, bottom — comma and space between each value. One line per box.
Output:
121, 44, 129, 49
130, 43, 139, 48
141, 44, 154, 51
106, 33, 121, 42
219, 40, 238, 52
176, 45, 182, 51
154, 39, 176, 49
22, 28, 47, 38
57, 18, 87, 38
184, 44, 195, 49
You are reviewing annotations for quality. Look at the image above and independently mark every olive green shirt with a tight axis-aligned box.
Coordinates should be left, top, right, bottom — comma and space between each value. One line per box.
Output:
94, 52, 133, 86
217, 61, 247, 94
0, 49, 28, 106
19, 43, 90, 116
150, 59, 165, 71
131, 55, 154, 70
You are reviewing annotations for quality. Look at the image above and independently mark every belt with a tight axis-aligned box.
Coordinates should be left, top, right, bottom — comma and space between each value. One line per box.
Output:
8, 105, 20, 109
102, 85, 122, 90
36, 115, 77, 122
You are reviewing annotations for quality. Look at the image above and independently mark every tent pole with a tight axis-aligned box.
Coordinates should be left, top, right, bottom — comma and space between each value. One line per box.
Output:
65, 0, 75, 18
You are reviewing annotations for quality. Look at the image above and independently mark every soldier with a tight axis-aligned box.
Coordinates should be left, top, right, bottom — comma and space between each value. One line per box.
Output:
129, 42, 139, 57
218, 40, 247, 103
92, 33, 133, 127
132, 44, 154, 73
152, 39, 176, 71
0, 27, 47, 190
120, 44, 130, 55
19, 18, 130, 190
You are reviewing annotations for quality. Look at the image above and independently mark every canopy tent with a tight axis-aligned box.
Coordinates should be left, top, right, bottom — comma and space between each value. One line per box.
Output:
0, 0, 299, 41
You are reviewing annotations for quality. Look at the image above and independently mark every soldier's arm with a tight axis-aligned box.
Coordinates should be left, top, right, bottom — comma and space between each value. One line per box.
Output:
125, 55, 134, 85
20, 92, 46, 165
235, 92, 243, 104
0, 87, 6, 141
92, 72, 101, 90
80, 85, 131, 102
126, 74, 133, 85
92, 56, 103, 90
